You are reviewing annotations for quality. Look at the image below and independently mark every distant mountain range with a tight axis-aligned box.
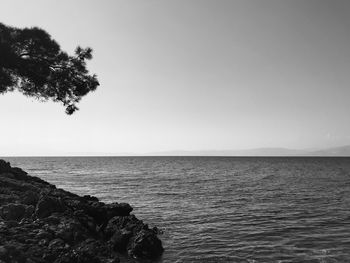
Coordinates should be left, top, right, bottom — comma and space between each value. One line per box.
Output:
307, 145, 350, 156
145, 145, 350, 157
12, 145, 350, 157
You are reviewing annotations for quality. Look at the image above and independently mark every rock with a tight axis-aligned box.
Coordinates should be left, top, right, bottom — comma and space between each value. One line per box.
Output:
0, 160, 27, 179
83, 202, 133, 226
82, 195, 99, 202
0, 159, 164, 262
10, 167, 28, 177
105, 215, 163, 259
105, 215, 143, 237
106, 202, 133, 217
0, 203, 26, 221
73, 210, 96, 233
22, 191, 39, 205
55, 217, 90, 243
152, 226, 164, 234
84, 201, 108, 224
110, 228, 133, 252
0, 160, 11, 173
35, 195, 65, 218
55, 239, 119, 263
127, 229, 164, 259
44, 238, 68, 261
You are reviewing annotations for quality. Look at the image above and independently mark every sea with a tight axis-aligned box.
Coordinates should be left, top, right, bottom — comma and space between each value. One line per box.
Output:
3, 157, 350, 263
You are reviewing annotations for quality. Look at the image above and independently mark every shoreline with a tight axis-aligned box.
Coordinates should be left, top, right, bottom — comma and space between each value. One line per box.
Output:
0, 159, 164, 262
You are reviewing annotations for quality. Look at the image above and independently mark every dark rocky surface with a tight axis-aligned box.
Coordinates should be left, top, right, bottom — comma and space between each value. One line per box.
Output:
0, 160, 163, 263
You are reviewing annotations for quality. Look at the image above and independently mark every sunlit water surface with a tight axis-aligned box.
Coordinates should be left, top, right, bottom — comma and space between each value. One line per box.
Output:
4, 157, 350, 262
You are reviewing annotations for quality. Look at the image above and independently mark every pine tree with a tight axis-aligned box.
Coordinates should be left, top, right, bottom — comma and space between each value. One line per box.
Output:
0, 23, 99, 114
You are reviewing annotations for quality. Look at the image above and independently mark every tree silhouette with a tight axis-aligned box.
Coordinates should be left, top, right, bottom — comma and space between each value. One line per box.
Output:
0, 23, 99, 114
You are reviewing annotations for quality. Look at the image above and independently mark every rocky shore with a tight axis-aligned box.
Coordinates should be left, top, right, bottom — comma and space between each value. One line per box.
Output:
0, 160, 164, 263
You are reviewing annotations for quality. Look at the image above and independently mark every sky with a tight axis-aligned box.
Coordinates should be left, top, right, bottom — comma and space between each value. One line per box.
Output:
0, 0, 350, 156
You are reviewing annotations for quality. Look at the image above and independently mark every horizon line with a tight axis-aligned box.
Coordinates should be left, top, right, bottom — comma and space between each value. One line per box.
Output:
1, 155, 350, 158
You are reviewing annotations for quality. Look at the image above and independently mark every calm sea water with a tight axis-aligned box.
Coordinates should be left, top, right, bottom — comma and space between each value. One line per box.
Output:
3, 157, 350, 262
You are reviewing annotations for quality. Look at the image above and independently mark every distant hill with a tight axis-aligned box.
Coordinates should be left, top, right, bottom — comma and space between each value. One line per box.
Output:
146, 146, 350, 157
146, 148, 306, 156
307, 145, 350, 156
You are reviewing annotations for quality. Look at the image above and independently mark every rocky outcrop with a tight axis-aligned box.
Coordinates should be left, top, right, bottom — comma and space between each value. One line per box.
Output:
0, 159, 164, 263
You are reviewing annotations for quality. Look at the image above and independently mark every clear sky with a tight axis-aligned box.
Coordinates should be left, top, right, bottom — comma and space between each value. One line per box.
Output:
1, 0, 350, 156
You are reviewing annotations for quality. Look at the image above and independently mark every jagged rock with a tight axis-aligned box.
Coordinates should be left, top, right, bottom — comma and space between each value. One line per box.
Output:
106, 202, 133, 217
0, 160, 11, 173
82, 202, 133, 226
127, 229, 164, 259
0, 159, 164, 262
82, 195, 99, 202
10, 167, 28, 177
105, 215, 163, 258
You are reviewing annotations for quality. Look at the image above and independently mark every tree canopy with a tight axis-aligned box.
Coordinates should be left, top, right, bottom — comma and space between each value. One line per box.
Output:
0, 23, 99, 114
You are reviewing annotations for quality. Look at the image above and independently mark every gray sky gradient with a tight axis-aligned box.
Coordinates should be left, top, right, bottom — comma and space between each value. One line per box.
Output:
1, 0, 350, 155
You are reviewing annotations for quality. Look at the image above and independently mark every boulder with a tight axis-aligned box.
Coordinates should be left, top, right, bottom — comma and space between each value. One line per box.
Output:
0, 160, 11, 173
105, 215, 163, 259
110, 228, 133, 252
106, 202, 133, 217
127, 229, 164, 259
84, 201, 107, 224
35, 195, 65, 218
0, 203, 26, 221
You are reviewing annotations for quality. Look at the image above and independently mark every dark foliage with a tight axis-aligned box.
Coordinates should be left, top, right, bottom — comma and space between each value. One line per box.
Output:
0, 23, 99, 114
